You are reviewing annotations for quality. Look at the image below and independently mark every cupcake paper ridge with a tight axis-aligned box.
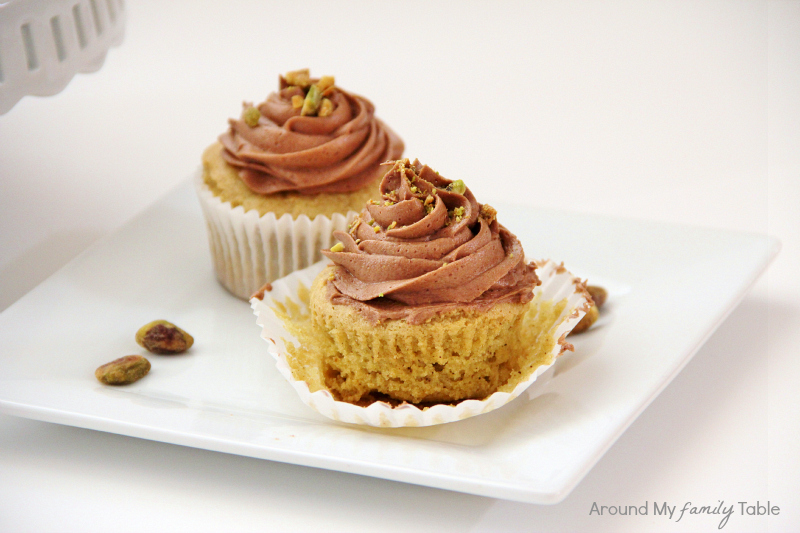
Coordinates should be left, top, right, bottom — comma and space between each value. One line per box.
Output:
195, 169, 354, 300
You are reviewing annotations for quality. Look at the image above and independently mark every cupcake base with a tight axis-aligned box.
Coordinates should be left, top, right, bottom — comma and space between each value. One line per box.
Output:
252, 259, 591, 427
307, 268, 563, 405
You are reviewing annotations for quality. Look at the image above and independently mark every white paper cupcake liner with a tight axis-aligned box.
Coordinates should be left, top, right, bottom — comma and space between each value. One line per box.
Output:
251, 259, 592, 428
194, 169, 357, 300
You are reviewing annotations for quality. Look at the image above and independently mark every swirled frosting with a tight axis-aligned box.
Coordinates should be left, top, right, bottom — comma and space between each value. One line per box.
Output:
219, 77, 403, 195
321, 159, 540, 324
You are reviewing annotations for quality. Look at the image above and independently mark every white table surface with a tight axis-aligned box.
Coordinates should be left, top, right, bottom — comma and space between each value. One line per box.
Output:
1, 1, 798, 531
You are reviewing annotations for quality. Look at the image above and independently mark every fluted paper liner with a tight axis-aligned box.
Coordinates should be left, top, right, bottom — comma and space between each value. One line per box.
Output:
194, 169, 355, 300
251, 259, 591, 427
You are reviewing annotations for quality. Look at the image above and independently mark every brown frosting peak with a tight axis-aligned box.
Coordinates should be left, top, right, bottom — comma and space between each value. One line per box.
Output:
321, 159, 540, 324
218, 71, 404, 195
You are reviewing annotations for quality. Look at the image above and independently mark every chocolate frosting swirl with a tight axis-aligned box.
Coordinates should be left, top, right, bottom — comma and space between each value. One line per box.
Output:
321, 159, 540, 324
219, 83, 404, 195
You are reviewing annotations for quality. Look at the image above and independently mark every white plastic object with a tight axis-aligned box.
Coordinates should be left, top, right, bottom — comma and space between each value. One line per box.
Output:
0, 0, 125, 114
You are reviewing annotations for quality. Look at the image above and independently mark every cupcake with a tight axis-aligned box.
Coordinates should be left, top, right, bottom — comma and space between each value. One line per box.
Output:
253, 159, 591, 423
197, 69, 404, 300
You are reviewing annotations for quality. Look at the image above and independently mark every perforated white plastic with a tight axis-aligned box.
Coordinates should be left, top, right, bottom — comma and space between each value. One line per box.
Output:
0, 0, 125, 114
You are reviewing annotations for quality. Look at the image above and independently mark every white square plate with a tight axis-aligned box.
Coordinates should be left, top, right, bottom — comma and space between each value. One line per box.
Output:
0, 180, 778, 504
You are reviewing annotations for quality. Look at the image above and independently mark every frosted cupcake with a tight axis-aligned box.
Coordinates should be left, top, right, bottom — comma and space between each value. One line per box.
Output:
262, 157, 586, 409
197, 69, 404, 300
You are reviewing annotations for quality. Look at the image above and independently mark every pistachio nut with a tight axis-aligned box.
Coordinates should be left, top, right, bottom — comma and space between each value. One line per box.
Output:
587, 285, 608, 309
95, 355, 151, 385
136, 320, 194, 354
572, 304, 599, 334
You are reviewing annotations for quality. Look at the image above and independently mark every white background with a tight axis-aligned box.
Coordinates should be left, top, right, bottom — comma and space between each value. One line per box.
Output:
1, 1, 798, 531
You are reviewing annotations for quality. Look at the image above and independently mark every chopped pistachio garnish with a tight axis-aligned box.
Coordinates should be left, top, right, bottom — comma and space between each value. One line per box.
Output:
424, 195, 434, 205
330, 242, 345, 253
446, 180, 466, 195
355, 238, 361, 244
301, 84, 322, 116
291, 94, 304, 109
509, 253, 514, 258
388, 221, 397, 230
328, 273, 335, 281
368, 219, 375, 225
284, 68, 311, 88
479, 204, 497, 224
373, 225, 381, 233
383, 200, 395, 206
450, 206, 466, 222
317, 76, 335, 92
318, 98, 334, 117
425, 204, 434, 215
378, 293, 384, 298
242, 106, 260, 127
410, 185, 420, 194
368, 199, 380, 205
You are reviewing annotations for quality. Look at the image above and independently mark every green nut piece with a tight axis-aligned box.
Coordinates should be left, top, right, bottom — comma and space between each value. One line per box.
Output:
242, 106, 261, 127
318, 98, 334, 117
447, 179, 466, 195
284, 68, 311, 88
571, 285, 608, 335
572, 305, 599, 334
330, 242, 345, 253
316, 75, 335, 93
587, 285, 608, 308
136, 320, 194, 354
450, 206, 465, 222
479, 204, 497, 224
301, 84, 322, 116
95, 355, 151, 385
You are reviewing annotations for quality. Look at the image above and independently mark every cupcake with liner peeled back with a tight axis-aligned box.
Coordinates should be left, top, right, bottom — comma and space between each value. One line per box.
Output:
251, 159, 592, 427
197, 69, 404, 300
